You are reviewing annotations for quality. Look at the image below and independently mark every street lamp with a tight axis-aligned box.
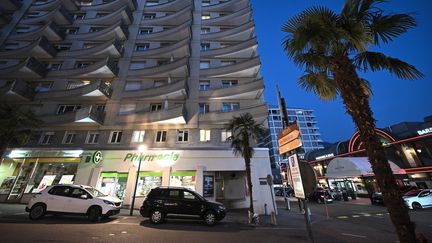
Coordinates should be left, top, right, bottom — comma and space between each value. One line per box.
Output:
129, 144, 147, 216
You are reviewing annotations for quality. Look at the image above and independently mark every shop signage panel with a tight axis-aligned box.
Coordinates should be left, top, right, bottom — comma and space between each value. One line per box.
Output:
279, 138, 302, 155
277, 122, 300, 140
203, 175, 214, 197
288, 154, 305, 199
278, 130, 300, 146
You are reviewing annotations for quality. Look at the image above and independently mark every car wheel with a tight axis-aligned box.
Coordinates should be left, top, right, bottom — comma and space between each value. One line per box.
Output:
149, 209, 164, 224
29, 204, 46, 220
412, 202, 422, 210
204, 211, 217, 226
87, 207, 102, 222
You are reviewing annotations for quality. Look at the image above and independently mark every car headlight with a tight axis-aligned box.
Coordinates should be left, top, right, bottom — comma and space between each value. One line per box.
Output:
103, 200, 115, 206
218, 205, 225, 210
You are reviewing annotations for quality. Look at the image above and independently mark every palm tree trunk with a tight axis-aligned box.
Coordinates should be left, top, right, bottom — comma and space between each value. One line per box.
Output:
245, 156, 254, 222
330, 55, 417, 243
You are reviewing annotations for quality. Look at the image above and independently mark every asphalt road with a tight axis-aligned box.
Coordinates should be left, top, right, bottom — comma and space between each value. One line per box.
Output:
0, 199, 431, 243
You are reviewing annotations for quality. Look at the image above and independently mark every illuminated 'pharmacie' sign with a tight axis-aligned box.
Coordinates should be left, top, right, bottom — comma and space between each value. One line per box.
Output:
123, 152, 180, 163
417, 127, 432, 136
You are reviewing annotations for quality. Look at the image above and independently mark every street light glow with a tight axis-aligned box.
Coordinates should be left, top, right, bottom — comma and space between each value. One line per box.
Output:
138, 144, 147, 153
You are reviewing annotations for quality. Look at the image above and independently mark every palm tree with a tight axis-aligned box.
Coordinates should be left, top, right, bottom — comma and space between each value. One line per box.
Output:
281, 0, 423, 242
0, 104, 41, 158
227, 113, 266, 224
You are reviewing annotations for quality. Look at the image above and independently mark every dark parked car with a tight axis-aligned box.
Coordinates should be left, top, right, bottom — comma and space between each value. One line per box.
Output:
274, 186, 294, 197
140, 187, 226, 226
308, 189, 333, 204
371, 192, 384, 205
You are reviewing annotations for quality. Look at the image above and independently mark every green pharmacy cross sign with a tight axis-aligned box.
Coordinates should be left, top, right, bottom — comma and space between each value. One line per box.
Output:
92, 151, 103, 164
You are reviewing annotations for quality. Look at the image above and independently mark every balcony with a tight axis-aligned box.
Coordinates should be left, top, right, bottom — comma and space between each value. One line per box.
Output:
144, 0, 192, 12
0, 57, 47, 79
57, 38, 122, 58
81, 0, 137, 11
74, 6, 133, 25
202, 7, 251, 26
142, 5, 192, 26
122, 79, 187, 100
9, 22, 66, 41
66, 21, 128, 41
21, 6, 73, 25
199, 103, 268, 125
128, 57, 189, 78
0, 15, 11, 26
201, 21, 254, 42
30, 0, 79, 11
200, 79, 264, 100
202, 0, 248, 12
0, 36, 57, 59
200, 57, 260, 78
39, 106, 105, 125
201, 38, 257, 58
0, 0, 22, 11
35, 80, 112, 101
132, 38, 189, 58
47, 57, 118, 78
0, 80, 35, 101
137, 21, 191, 41
117, 105, 186, 125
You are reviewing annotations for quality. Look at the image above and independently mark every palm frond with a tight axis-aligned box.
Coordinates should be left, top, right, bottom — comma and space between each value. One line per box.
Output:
369, 13, 416, 45
354, 51, 424, 79
299, 71, 338, 100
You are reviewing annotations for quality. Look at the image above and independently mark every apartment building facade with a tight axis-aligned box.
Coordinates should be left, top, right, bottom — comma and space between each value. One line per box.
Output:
0, 0, 273, 213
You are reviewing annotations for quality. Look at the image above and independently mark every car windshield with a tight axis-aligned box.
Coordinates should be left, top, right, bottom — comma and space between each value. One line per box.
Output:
192, 191, 206, 201
85, 187, 107, 197
404, 189, 421, 197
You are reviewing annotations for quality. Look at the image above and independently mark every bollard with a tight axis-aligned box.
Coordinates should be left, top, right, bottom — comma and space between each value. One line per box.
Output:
270, 211, 278, 226
264, 203, 268, 215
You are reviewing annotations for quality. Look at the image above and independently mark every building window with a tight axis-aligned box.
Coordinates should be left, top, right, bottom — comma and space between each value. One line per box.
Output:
109, 131, 123, 144
177, 130, 189, 142
73, 13, 85, 20
145, 0, 159, 6
139, 27, 153, 35
143, 13, 156, 19
89, 27, 103, 33
221, 130, 232, 142
155, 130, 167, 142
200, 129, 211, 142
199, 103, 209, 114
154, 80, 167, 87
48, 62, 62, 71
222, 102, 240, 112
86, 132, 99, 144
125, 81, 141, 91
199, 80, 210, 91
65, 28, 79, 34
75, 61, 92, 68
201, 14, 211, 20
222, 80, 238, 88
35, 82, 53, 92
55, 43, 72, 51
200, 61, 210, 69
95, 12, 109, 18
40, 132, 54, 145
201, 43, 210, 51
135, 43, 150, 51
57, 105, 81, 114
221, 60, 236, 66
131, 130, 145, 143
62, 131, 76, 144
150, 103, 162, 112
202, 0, 210, 6
201, 27, 210, 34
119, 104, 136, 114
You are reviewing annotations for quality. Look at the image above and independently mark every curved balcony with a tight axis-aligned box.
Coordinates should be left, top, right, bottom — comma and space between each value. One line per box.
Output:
66, 21, 128, 41
0, 80, 35, 102
0, 0, 22, 11
39, 105, 105, 125
21, 6, 72, 25
127, 57, 189, 78
200, 57, 260, 78
132, 38, 189, 58
0, 57, 47, 79
137, 21, 191, 41
117, 105, 186, 125
201, 21, 254, 42
122, 79, 187, 100
35, 80, 112, 101
202, 7, 251, 26
0, 36, 57, 59
144, 0, 192, 12
201, 38, 257, 58
81, 0, 137, 11
9, 22, 66, 41
198, 103, 268, 125
30, 0, 79, 11
47, 57, 118, 78
57, 38, 122, 58
74, 6, 133, 26
200, 79, 263, 100
202, 0, 248, 12
142, 5, 192, 26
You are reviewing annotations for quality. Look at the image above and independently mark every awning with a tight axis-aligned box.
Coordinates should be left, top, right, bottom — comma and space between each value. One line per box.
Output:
325, 157, 405, 178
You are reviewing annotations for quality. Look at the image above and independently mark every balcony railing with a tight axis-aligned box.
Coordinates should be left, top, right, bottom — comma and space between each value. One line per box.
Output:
144, 0, 192, 12
66, 21, 128, 41
201, 38, 257, 58
202, 7, 251, 26
35, 80, 112, 100
47, 57, 118, 78
198, 103, 268, 125
39, 105, 105, 125
127, 57, 188, 78
201, 21, 254, 42
122, 79, 187, 100
132, 38, 189, 58
202, 0, 248, 12
0, 36, 57, 58
199, 79, 264, 100
200, 57, 260, 78
0, 57, 47, 79
81, 0, 137, 11
0, 80, 35, 101
57, 38, 122, 58
74, 6, 133, 25
116, 105, 186, 125
137, 21, 191, 41
142, 5, 192, 26
0, 0, 22, 11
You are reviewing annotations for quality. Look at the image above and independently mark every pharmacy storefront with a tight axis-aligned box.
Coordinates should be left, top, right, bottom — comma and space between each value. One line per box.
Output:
74, 149, 274, 214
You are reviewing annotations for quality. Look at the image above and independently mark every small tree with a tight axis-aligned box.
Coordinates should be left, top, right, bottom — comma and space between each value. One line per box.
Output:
0, 104, 41, 158
227, 113, 266, 224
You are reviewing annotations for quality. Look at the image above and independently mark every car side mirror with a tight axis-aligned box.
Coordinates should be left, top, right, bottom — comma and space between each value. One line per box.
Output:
80, 194, 88, 199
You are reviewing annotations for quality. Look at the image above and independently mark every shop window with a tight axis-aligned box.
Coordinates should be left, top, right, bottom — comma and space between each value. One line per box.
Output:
109, 131, 123, 144
137, 172, 162, 196
221, 130, 232, 142
177, 130, 189, 142
62, 131, 76, 144
39, 132, 54, 144
86, 132, 99, 144
170, 171, 196, 191
200, 129, 211, 142
98, 172, 128, 199
131, 130, 145, 143
155, 130, 167, 142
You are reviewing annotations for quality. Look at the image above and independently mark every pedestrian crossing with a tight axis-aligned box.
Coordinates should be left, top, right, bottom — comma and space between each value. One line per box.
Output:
336, 212, 389, 219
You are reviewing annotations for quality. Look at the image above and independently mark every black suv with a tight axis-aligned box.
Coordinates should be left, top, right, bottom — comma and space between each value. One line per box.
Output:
140, 187, 226, 226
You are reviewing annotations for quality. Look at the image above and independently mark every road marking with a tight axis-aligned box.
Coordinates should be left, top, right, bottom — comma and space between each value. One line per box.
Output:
341, 233, 367, 238
121, 231, 127, 234
111, 220, 120, 224
362, 214, 371, 217
352, 215, 360, 218
255, 227, 302, 230
13, 213, 26, 215
109, 233, 115, 236
376, 213, 384, 216
91, 237, 99, 240
108, 222, 138, 225
337, 216, 348, 219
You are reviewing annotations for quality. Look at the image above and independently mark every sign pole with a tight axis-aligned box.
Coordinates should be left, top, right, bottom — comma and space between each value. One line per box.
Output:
302, 199, 314, 243
130, 154, 142, 216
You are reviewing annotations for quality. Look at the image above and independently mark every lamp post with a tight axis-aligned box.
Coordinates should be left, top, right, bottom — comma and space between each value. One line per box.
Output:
129, 144, 147, 216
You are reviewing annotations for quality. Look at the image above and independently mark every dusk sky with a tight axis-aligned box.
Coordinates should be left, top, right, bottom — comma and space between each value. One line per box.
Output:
250, 0, 431, 143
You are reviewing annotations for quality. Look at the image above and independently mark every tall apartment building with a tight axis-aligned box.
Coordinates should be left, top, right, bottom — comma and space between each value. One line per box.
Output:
0, 0, 273, 212
263, 105, 324, 181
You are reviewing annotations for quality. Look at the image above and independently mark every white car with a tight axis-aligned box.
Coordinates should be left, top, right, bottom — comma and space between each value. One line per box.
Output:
26, 184, 122, 221
403, 189, 432, 210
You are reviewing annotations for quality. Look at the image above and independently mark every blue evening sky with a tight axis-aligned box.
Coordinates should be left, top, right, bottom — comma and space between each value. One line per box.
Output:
250, 0, 431, 142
